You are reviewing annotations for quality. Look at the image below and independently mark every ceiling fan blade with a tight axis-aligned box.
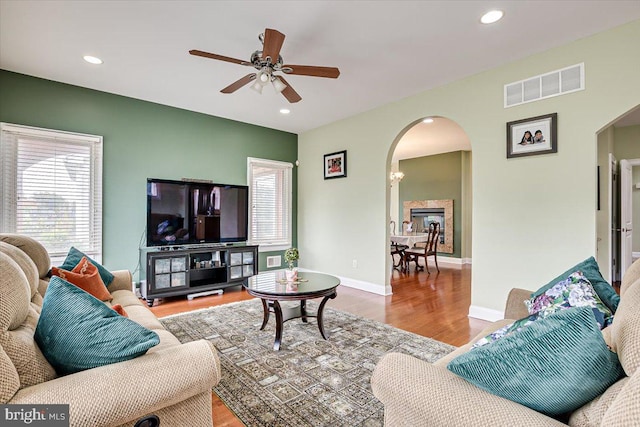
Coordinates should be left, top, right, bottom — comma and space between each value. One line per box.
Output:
277, 76, 302, 103
262, 28, 285, 63
189, 49, 248, 65
221, 74, 256, 94
282, 65, 340, 79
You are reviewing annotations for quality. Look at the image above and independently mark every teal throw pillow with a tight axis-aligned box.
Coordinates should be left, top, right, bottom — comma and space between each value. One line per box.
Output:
447, 307, 624, 416
35, 277, 159, 375
59, 246, 114, 286
532, 257, 619, 312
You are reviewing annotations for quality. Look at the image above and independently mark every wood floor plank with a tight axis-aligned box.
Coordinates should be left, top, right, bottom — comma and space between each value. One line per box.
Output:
148, 264, 488, 426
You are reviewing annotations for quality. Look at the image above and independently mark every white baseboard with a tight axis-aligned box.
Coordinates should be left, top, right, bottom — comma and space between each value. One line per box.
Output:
468, 305, 504, 322
633, 251, 640, 261
428, 257, 472, 267
298, 268, 390, 295
437, 257, 462, 266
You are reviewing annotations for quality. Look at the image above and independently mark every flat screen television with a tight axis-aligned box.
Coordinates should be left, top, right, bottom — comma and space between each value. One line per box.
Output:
146, 178, 249, 247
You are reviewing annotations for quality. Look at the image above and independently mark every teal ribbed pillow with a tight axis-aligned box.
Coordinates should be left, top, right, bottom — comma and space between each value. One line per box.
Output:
59, 246, 114, 286
35, 277, 159, 375
532, 257, 619, 312
447, 307, 624, 416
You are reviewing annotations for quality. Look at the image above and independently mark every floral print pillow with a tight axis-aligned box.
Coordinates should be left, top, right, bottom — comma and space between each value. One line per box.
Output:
472, 271, 613, 349
525, 271, 613, 329
471, 315, 537, 349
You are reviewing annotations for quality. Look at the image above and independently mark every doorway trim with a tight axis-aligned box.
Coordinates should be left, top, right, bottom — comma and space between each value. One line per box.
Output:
619, 158, 640, 279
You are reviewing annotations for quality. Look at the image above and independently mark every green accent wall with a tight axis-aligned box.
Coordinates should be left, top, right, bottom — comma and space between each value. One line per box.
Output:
399, 151, 464, 258
0, 70, 298, 279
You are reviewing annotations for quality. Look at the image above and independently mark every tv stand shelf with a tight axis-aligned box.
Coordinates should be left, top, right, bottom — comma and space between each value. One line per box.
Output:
141, 244, 258, 307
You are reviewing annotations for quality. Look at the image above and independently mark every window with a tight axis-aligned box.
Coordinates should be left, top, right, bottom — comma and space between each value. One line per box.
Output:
1, 123, 103, 263
247, 157, 292, 251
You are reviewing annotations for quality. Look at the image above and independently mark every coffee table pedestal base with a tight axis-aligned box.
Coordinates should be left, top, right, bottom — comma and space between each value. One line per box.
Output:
260, 293, 336, 351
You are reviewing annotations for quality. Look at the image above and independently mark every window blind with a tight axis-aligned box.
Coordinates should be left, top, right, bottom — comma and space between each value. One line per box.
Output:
247, 157, 292, 249
0, 123, 103, 262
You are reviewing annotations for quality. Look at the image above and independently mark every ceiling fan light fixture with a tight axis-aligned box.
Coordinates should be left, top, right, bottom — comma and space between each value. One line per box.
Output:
272, 76, 287, 93
250, 80, 264, 94
258, 69, 271, 84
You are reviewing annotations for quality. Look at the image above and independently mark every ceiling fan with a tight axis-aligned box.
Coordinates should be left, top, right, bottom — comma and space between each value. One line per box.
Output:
189, 28, 340, 103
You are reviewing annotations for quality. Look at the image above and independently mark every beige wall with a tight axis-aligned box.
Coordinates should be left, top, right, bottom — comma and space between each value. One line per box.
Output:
298, 20, 640, 312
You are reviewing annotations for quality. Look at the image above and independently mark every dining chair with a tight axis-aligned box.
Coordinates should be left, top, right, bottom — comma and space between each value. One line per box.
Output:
403, 222, 440, 273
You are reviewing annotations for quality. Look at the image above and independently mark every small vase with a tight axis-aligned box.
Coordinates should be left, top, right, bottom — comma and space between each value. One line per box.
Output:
285, 268, 298, 282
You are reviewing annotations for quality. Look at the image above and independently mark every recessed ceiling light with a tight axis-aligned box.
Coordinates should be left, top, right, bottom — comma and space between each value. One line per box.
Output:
279, 108, 290, 115
480, 10, 504, 24
83, 55, 103, 65
423, 118, 434, 124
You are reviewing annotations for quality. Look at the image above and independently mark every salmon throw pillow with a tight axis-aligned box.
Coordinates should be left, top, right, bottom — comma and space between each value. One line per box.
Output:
51, 256, 113, 301
111, 304, 129, 317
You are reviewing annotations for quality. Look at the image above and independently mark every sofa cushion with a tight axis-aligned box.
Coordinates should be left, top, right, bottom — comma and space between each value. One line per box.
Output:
59, 246, 114, 287
0, 234, 51, 279
0, 253, 57, 392
526, 272, 613, 329
447, 307, 624, 416
0, 242, 39, 300
600, 369, 640, 426
0, 345, 20, 404
532, 257, 619, 312
34, 277, 159, 375
568, 377, 629, 427
51, 256, 112, 301
611, 277, 640, 376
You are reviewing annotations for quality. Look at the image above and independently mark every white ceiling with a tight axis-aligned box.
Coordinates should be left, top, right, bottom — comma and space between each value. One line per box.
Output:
1, 1, 640, 137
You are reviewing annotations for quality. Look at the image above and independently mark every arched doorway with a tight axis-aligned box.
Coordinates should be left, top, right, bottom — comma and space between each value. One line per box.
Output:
386, 116, 472, 287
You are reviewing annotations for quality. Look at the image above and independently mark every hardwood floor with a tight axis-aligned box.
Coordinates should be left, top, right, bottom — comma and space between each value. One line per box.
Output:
149, 264, 488, 427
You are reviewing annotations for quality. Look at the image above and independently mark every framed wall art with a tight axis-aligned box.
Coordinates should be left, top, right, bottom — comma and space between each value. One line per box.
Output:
324, 150, 347, 179
506, 113, 557, 159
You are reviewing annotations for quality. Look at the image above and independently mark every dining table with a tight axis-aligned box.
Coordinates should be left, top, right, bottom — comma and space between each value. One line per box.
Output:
390, 233, 430, 247
390, 233, 430, 272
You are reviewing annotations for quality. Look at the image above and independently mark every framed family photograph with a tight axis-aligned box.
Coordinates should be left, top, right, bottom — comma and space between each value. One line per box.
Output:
506, 113, 557, 159
324, 150, 347, 179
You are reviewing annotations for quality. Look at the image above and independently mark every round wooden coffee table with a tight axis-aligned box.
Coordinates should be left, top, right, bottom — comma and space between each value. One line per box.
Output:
243, 271, 340, 350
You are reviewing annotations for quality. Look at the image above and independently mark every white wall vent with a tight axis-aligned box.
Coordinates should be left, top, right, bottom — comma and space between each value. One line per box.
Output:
504, 63, 584, 108
266, 255, 282, 268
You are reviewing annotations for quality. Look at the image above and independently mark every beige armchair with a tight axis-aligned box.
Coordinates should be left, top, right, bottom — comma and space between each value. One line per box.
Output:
372, 262, 640, 426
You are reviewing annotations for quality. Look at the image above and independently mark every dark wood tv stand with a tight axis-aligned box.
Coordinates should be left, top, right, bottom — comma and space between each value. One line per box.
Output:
140, 244, 258, 307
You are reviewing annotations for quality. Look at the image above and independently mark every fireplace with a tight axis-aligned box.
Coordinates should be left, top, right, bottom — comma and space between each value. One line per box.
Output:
410, 208, 445, 245
402, 199, 453, 253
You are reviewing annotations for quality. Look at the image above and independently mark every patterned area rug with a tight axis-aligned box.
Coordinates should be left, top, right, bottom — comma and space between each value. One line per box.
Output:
160, 299, 455, 427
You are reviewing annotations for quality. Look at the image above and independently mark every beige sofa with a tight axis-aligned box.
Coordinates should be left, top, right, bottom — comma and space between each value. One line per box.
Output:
372, 260, 640, 426
0, 234, 221, 427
